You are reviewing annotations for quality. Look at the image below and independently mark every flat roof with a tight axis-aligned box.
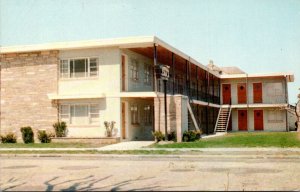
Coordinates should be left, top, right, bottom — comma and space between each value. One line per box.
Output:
0, 36, 294, 81
220, 72, 294, 82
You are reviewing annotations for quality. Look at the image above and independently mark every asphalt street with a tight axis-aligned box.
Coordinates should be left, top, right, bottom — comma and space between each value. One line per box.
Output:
1, 153, 300, 191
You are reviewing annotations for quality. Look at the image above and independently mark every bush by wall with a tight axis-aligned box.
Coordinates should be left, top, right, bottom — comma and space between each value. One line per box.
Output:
0, 133, 17, 143
167, 131, 177, 142
152, 131, 165, 142
182, 130, 201, 142
20, 127, 34, 144
38, 130, 54, 143
53, 121, 67, 137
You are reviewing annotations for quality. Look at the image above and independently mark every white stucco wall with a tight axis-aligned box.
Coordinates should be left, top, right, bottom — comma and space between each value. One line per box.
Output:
121, 49, 153, 92
231, 108, 287, 132
56, 48, 122, 138
58, 47, 121, 95
221, 77, 287, 105
59, 98, 121, 138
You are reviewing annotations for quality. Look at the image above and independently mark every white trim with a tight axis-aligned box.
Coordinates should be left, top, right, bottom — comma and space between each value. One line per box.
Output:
59, 57, 99, 79
59, 103, 100, 126
229, 103, 288, 108
0, 36, 155, 53
220, 73, 294, 82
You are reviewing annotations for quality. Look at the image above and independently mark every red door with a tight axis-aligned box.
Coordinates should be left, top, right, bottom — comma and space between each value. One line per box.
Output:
237, 83, 247, 104
253, 83, 262, 103
254, 110, 264, 131
238, 110, 247, 131
222, 84, 231, 104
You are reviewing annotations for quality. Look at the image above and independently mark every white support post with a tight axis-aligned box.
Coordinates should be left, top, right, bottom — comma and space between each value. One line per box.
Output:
186, 101, 200, 131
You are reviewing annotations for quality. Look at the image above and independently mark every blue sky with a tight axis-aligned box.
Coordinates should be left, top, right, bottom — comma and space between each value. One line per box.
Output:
1, 0, 299, 103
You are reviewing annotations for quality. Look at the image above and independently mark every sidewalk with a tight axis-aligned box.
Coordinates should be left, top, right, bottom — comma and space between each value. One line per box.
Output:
1, 142, 300, 152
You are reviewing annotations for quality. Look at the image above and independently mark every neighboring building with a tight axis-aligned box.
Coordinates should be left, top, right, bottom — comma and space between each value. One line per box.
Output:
0, 36, 295, 142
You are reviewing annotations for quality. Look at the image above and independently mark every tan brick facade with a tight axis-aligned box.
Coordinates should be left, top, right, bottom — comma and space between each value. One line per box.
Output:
154, 95, 188, 142
0, 51, 58, 140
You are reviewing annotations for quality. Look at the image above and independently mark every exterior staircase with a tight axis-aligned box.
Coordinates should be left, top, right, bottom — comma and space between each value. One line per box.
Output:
214, 106, 232, 133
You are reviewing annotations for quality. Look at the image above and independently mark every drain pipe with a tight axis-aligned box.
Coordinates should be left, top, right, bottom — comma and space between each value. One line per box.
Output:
246, 73, 249, 132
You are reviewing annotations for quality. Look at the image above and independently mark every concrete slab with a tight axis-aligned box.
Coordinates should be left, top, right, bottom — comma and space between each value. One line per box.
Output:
201, 132, 227, 139
97, 141, 155, 151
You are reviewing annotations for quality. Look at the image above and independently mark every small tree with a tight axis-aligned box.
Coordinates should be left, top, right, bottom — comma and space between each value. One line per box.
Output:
53, 121, 67, 137
20, 127, 34, 144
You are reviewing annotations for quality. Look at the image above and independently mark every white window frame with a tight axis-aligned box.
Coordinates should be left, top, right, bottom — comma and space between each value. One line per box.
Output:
60, 57, 99, 79
268, 110, 284, 123
143, 104, 152, 125
130, 58, 139, 81
59, 103, 100, 126
266, 82, 284, 97
130, 104, 139, 125
143, 63, 152, 85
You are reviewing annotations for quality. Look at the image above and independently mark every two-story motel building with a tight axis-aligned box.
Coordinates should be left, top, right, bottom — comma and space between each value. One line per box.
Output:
0, 36, 294, 142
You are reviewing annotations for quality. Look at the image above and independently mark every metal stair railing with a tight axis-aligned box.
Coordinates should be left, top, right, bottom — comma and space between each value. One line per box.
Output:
214, 99, 232, 133
225, 107, 232, 132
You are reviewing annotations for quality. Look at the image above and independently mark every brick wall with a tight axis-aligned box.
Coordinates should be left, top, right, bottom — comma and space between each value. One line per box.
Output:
0, 51, 58, 140
154, 95, 188, 142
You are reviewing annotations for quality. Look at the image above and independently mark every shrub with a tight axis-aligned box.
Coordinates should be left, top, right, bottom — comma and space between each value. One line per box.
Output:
167, 131, 177, 142
38, 130, 54, 143
182, 130, 201, 142
20, 127, 34, 144
104, 121, 116, 137
0, 133, 17, 143
152, 131, 165, 142
53, 121, 67, 137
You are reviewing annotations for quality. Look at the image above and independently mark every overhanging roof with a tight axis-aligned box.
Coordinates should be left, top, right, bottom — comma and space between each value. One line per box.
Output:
0, 36, 219, 77
220, 72, 294, 82
0, 36, 294, 81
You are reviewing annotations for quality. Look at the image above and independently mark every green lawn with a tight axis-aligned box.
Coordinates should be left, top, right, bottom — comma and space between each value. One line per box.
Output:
0, 142, 107, 148
153, 132, 300, 148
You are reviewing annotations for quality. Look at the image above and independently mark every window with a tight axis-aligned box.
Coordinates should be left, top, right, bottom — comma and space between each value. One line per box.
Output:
89, 104, 100, 124
130, 59, 139, 81
71, 105, 89, 125
59, 104, 100, 125
60, 57, 99, 78
144, 63, 151, 85
267, 83, 284, 96
143, 105, 152, 125
130, 104, 139, 124
60, 105, 70, 123
268, 110, 283, 123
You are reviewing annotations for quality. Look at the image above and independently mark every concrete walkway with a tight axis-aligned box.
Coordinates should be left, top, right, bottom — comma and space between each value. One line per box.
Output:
97, 141, 155, 151
201, 132, 227, 139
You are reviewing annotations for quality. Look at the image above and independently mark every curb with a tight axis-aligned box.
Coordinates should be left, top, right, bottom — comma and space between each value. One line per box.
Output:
1, 147, 300, 152
1, 153, 300, 160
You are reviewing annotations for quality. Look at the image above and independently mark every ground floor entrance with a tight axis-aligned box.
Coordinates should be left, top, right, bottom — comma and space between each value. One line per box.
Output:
121, 98, 154, 141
